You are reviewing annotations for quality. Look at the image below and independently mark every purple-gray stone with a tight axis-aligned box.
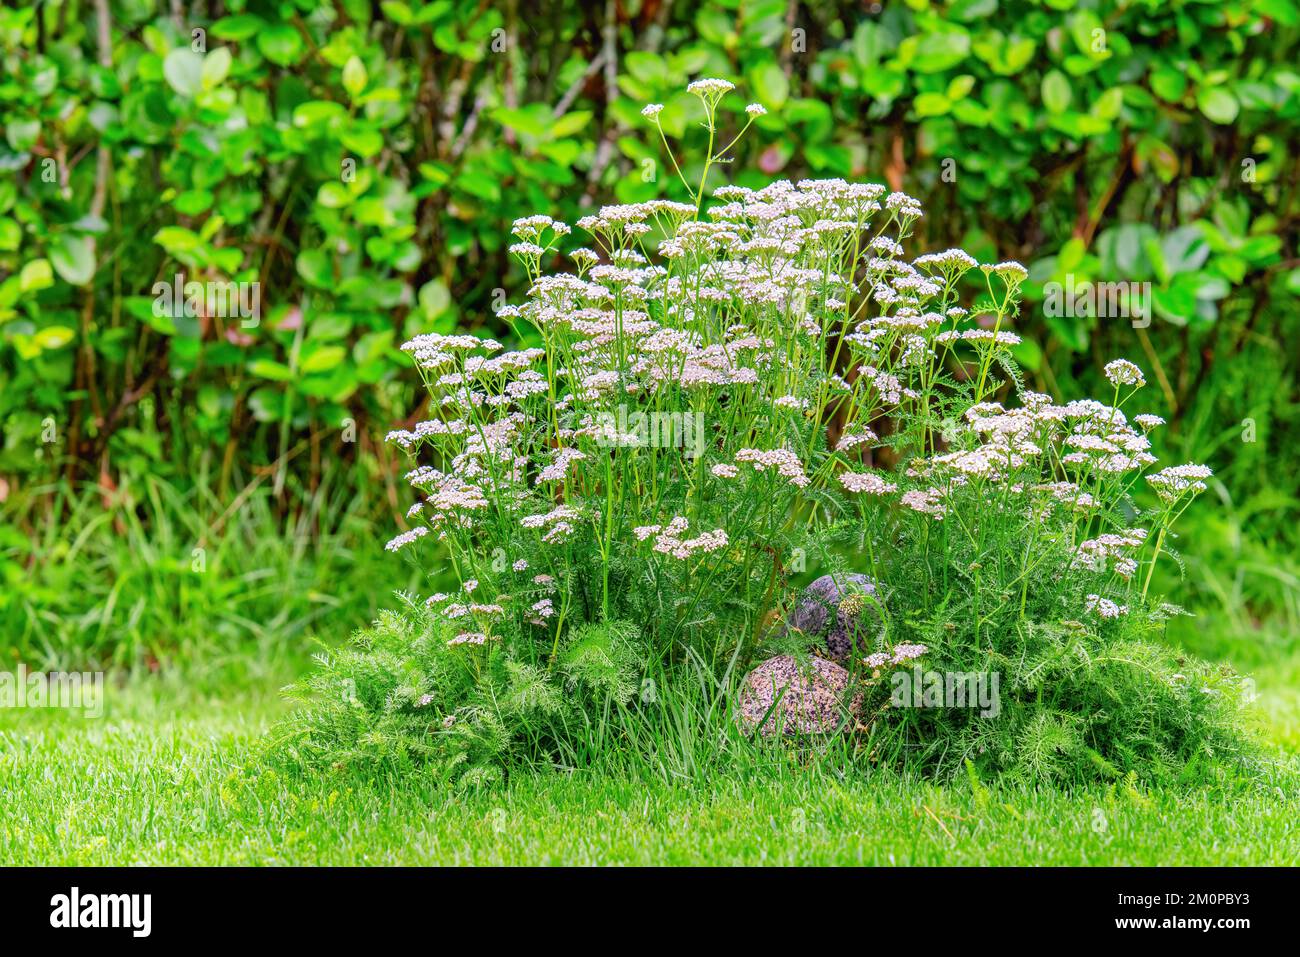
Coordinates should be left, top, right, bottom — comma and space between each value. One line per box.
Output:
785, 572, 880, 660
737, 655, 863, 737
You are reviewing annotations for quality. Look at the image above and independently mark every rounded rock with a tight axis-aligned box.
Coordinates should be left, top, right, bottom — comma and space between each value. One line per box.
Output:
785, 572, 881, 660
737, 654, 862, 737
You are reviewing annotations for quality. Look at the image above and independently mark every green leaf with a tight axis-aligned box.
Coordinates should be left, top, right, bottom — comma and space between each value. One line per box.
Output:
1183, 272, 1230, 300
20, 259, 54, 293
914, 92, 951, 117
308, 312, 354, 340
950, 0, 997, 21
1150, 68, 1186, 103
342, 56, 369, 98
625, 52, 668, 87
50, 234, 96, 286
352, 198, 396, 227
1161, 226, 1211, 276
296, 249, 334, 288
947, 75, 976, 100
163, 49, 205, 98
300, 344, 347, 374
258, 24, 304, 66
210, 14, 265, 40
247, 387, 286, 421
248, 358, 294, 382
1091, 87, 1123, 121
456, 170, 501, 202
5, 118, 39, 152
34, 325, 75, 350
1042, 71, 1071, 114
293, 101, 347, 129
1197, 87, 1239, 124
173, 189, 214, 216
380, 1, 413, 24
0, 218, 20, 252
493, 105, 554, 139
1011, 337, 1043, 371
549, 111, 592, 140
751, 61, 790, 108
852, 22, 888, 72
153, 226, 203, 255
317, 182, 353, 209
1069, 11, 1107, 59
910, 31, 971, 73
341, 128, 384, 157
418, 279, 451, 318
202, 48, 232, 89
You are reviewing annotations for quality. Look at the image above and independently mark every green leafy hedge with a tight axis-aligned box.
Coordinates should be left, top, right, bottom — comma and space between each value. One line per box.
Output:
1, 0, 1297, 508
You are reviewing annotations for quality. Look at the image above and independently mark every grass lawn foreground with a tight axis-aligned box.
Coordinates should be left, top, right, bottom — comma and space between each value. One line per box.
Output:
3, 660, 1296, 867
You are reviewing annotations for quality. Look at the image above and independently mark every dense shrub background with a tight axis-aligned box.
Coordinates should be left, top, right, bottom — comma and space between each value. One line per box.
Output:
2, 0, 1297, 666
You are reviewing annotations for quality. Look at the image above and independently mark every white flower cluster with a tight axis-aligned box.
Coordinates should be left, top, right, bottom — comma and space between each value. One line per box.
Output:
634, 516, 729, 560
1085, 594, 1129, 619
1104, 359, 1145, 388
863, 643, 928, 669
839, 472, 897, 495
734, 448, 810, 488
686, 77, 735, 97
1146, 463, 1213, 503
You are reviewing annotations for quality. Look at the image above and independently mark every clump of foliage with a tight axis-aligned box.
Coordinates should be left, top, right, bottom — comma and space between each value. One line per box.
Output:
270, 603, 644, 788
273, 81, 1254, 788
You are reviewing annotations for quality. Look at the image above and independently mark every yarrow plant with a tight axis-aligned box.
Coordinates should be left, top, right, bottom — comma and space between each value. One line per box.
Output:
275, 81, 1253, 788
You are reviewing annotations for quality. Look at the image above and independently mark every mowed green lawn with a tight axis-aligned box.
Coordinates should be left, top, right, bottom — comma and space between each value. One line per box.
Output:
2, 653, 1297, 866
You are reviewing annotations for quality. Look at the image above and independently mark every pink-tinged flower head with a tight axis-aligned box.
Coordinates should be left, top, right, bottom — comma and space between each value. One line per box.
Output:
1104, 359, 1145, 388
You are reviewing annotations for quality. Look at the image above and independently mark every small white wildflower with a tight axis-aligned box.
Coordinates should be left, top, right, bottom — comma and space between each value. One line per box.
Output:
1084, 594, 1129, 619
686, 78, 735, 97
836, 430, 878, 451
385, 526, 428, 552
735, 448, 810, 488
984, 261, 1028, 282
1146, 463, 1212, 502
900, 489, 946, 519
838, 472, 897, 495
447, 631, 492, 647
1104, 359, 1146, 388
